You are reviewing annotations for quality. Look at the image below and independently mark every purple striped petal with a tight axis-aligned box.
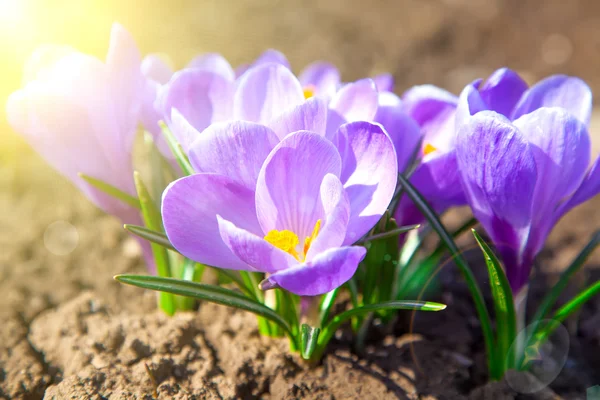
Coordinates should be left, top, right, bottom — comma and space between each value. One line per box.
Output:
162, 174, 263, 270
234, 63, 304, 124
187, 53, 235, 81
217, 216, 297, 273
329, 78, 379, 123
456, 112, 537, 275
511, 75, 592, 126
455, 81, 488, 130
373, 73, 394, 92
264, 246, 366, 296
332, 121, 398, 244
188, 121, 280, 189
305, 174, 350, 259
267, 96, 328, 140
158, 68, 235, 133
299, 61, 341, 97
253, 49, 290, 69
375, 92, 422, 172
169, 109, 201, 152
255, 131, 342, 240
478, 68, 528, 117
556, 156, 600, 218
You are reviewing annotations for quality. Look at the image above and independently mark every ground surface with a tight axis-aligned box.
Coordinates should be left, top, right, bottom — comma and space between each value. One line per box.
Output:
2, 0, 600, 399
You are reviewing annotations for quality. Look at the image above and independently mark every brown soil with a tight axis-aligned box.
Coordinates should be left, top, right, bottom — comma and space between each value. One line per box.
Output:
2, 0, 600, 399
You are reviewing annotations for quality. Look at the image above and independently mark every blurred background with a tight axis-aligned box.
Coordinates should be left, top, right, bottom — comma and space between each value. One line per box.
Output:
2, 0, 600, 321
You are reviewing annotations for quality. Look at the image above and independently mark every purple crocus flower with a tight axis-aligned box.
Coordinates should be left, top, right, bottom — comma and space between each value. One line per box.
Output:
161, 116, 398, 295
455, 75, 598, 293
7, 23, 144, 222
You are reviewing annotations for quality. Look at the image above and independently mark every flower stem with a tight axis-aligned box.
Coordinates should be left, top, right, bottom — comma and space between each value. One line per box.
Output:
513, 285, 529, 366
300, 296, 322, 328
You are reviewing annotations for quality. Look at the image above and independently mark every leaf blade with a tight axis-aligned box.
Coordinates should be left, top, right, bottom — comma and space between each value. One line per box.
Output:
79, 173, 141, 210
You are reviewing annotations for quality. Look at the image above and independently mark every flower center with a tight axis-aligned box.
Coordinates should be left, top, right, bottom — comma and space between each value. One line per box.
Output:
264, 220, 321, 262
423, 143, 437, 156
303, 84, 317, 99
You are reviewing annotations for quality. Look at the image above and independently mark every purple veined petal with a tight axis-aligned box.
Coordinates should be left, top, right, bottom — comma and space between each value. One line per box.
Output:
298, 61, 341, 97
253, 49, 291, 69
158, 68, 235, 133
188, 121, 280, 189
105, 23, 143, 151
556, 155, 600, 219
478, 68, 528, 118
255, 131, 342, 240
511, 75, 592, 126
264, 246, 366, 296
514, 108, 591, 255
234, 63, 304, 124
162, 173, 263, 270
169, 109, 202, 152
305, 174, 351, 259
456, 111, 537, 276
217, 216, 297, 273
331, 121, 398, 244
267, 96, 328, 140
187, 53, 235, 81
140, 79, 172, 157
141, 54, 173, 84
374, 92, 422, 172
455, 81, 488, 130
329, 78, 379, 123
372, 73, 394, 92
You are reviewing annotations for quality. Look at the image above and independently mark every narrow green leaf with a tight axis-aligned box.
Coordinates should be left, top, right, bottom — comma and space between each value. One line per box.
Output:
544, 280, 600, 339
531, 230, 600, 326
472, 229, 517, 370
319, 288, 339, 327
357, 224, 420, 244
79, 173, 141, 210
124, 224, 177, 252
115, 274, 294, 337
159, 121, 194, 176
218, 269, 256, 298
397, 174, 498, 378
301, 324, 321, 360
134, 172, 174, 315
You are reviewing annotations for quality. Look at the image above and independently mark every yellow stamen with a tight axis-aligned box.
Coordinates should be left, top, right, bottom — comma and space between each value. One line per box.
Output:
264, 219, 322, 262
303, 85, 316, 99
423, 143, 437, 156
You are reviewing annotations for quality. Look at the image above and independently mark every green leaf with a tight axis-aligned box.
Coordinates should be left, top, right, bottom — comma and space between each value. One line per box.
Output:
124, 224, 177, 252
134, 172, 174, 315
301, 324, 321, 360
159, 121, 194, 176
357, 224, 420, 244
115, 274, 294, 338
319, 288, 339, 327
531, 230, 600, 326
396, 174, 498, 378
313, 300, 445, 360
79, 173, 141, 210
472, 229, 517, 371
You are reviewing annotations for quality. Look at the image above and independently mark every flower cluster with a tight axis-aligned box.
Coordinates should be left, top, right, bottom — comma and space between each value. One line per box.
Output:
8, 23, 600, 372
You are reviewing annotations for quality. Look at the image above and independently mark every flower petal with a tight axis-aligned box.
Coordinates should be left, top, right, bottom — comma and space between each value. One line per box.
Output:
141, 54, 173, 84
305, 174, 350, 259
217, 216, 297, 273
299, 61, 341, 97
253, 49, 290, 69
256, 131, 342, 240
374, 92, 422, 172
373, 73, 394, 92
511, 75, 592, 126
514, 108, 591, 254
455, 81, 488, 130
329, 78, 379, 123
264, 246, 366, 296
557, 155, 600, 217
267, 96, 328, 140
187, 53, 235, 81
169, 109, 202, 152
332, 121, 398, 244
188, 121, 280, 189
478, 68, 528, 117
162, 174, 262, 270
456, 111, 537, 263
158, 68, 235, 133
234, 63, 304, 124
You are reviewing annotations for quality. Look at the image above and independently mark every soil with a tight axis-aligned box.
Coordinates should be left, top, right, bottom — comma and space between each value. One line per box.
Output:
2, 0, 600, 399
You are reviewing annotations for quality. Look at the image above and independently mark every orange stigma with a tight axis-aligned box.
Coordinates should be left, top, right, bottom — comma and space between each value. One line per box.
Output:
264, 220, 322, 262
